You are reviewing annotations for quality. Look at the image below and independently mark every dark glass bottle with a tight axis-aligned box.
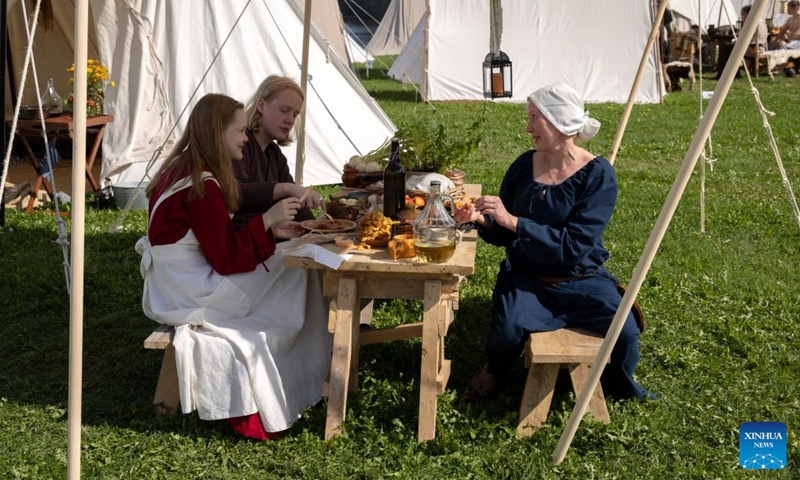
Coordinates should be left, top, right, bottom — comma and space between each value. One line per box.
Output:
383, 137, 406, 219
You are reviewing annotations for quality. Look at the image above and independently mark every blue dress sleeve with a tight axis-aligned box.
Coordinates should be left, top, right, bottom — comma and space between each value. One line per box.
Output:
513, 161, 617, 271
477, 153, 529, 247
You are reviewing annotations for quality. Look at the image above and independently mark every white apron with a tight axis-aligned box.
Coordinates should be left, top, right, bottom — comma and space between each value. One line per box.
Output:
136, 174, 331, 431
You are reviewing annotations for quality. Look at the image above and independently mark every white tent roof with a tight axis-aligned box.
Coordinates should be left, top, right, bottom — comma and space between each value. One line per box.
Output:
365, 0, 426, 56
392, 0, 663, 104
6, 0, 395, 187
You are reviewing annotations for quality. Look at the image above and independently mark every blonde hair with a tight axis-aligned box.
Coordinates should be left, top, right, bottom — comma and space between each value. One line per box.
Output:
245, 75, 305, 147
147, 93, 243, 211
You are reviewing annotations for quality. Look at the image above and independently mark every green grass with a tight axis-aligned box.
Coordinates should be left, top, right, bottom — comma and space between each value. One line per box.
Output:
2, 66, 799, 478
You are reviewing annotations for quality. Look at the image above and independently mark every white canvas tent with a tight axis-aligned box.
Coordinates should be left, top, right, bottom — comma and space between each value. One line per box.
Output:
387, 15, 424, 85
365, 0, 425, 56
345, 27, 374, 65
5, 0, 395, 187
388, 0, 664, 104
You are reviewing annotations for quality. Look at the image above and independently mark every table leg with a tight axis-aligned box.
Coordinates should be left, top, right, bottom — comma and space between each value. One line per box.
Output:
25, 171, 54, 214
84, 126, 106, 192
325, 276, 358, 440
348, 299, 373, 392
418, 279, 444, 442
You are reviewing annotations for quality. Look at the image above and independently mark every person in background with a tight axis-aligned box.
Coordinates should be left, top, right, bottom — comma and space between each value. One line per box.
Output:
771, 1, 800, 50
233, 75, 324, 232
716, 5, 768, 79
455, 84, 654, 402
138, 93, 331, 440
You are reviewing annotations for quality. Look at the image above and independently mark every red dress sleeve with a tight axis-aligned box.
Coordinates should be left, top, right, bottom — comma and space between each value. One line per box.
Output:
189, 179, 276, 275
148, 176, 276, 275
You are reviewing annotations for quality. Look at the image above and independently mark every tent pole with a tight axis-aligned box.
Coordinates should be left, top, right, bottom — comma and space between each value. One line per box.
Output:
1, 0, 8, 228
67, 0, 89, 478
295, 0, 312, 186
608, 0, 668, 165
552, 0, 770, 465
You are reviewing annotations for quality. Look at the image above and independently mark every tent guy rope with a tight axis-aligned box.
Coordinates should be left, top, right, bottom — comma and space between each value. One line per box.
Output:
717, 1, 800, 232
0, 0, 72, 294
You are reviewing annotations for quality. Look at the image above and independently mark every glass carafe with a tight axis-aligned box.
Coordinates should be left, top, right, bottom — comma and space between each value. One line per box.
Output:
41, 78, 62, 116
412, 180, 460, 263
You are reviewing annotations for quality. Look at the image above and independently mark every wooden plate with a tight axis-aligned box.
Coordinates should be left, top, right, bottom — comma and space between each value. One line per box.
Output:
300, 219, 357, 233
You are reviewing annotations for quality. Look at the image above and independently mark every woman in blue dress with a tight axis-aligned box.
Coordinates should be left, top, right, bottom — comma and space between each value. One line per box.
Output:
456, 84, 652, 401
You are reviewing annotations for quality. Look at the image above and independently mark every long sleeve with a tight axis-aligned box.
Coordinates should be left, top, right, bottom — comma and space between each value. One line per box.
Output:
511, 170, 616, 270
477, 159, 521, 247
234, 130, 291, 215
189, 180, 276, 275
148, 176, 276, 275
233, 130, 313, 226
478, 152, 616, 278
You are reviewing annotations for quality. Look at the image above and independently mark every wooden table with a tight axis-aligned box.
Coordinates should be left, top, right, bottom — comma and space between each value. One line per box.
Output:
285, 184, 480, 442
10, 114, 113, 212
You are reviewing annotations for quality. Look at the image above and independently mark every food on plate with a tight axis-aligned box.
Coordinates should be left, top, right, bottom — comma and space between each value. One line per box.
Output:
356, 211, 394, 250
301, 219, 357, 233
314, 221, 342, 231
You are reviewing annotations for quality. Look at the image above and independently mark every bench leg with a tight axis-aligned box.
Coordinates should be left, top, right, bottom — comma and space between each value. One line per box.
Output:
153, 344, 180, 415
517, 363, 559, 437
568, 363, 610, 424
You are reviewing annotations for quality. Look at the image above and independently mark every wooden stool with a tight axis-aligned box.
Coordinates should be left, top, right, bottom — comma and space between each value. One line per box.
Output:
517, 328, 610, 437
144, 324, 180, 415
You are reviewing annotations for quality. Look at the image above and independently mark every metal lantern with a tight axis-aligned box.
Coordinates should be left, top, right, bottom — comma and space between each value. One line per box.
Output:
482, 51, 512, 99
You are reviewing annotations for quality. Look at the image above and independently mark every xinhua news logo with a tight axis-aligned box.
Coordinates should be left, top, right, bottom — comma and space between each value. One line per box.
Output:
739, 422, 786, 470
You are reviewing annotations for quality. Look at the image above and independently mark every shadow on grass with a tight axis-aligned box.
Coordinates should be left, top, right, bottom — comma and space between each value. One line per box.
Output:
366, 88, 421, 104
0, 219, 185, 432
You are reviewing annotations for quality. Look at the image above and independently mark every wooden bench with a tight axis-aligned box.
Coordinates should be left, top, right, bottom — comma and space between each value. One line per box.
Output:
517, 328, 610, 438
143, 324, 180, 415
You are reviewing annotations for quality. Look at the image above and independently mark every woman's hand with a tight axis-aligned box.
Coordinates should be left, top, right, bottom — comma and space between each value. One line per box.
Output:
474, 195, 518, 231
454, 204, 485, 225
272, 220, 304, 239
262, 197, 301, 231
275, 183, 324, 209
299, 187, 325, 210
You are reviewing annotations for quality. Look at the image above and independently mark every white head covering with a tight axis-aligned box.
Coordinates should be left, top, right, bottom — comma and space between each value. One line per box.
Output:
527, 84, 601, 140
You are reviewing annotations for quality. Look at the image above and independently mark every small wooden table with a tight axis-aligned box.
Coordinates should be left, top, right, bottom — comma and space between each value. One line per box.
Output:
10, 114, 113, 212
285, 184, 480, 442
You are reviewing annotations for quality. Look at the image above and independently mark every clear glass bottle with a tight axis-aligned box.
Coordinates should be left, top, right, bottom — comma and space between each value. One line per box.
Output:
41, 78, 62, 116
382, 137, 406, 219
412, 181, 459, 263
